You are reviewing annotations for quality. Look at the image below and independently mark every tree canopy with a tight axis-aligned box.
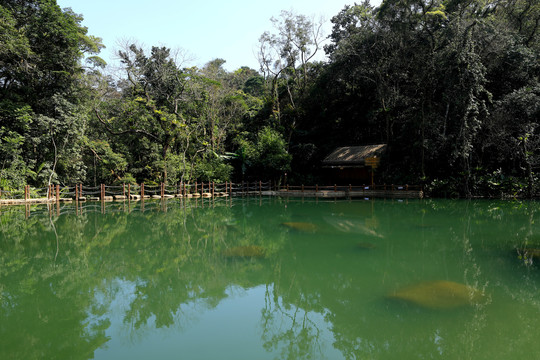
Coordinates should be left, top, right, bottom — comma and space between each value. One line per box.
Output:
1, 0, 539, 197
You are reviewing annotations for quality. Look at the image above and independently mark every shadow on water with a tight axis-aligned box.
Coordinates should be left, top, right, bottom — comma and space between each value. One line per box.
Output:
1, 198, 540, 359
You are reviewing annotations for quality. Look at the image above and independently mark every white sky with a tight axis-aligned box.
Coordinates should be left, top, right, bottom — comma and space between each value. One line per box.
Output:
57, 0, 382, 72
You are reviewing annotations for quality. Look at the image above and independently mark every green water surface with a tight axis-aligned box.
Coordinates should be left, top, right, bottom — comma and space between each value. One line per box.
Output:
1, 197, 540, 359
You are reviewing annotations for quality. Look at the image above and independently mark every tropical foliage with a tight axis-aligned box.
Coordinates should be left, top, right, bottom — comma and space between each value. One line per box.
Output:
1, 0, 539, 197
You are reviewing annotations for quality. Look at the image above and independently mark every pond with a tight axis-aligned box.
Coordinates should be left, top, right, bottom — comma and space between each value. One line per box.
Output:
1, 197, 540, 359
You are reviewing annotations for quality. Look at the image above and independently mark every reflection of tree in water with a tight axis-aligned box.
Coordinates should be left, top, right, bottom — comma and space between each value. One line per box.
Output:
260, 283, 326, 360
3, 199, 540, 359
0, 207, 110, 359
1, 199, 283, 358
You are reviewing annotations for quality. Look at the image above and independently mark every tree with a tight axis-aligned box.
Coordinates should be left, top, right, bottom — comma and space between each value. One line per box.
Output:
258, 10, 324, 125
0, 0, 104, 187
95, 45, 208, 184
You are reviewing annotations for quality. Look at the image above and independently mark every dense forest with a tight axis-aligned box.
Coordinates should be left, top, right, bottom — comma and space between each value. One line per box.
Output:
1, 0, 539, 197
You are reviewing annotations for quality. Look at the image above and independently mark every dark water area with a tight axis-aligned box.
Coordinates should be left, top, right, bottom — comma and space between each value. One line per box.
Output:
1, 197, 540, 359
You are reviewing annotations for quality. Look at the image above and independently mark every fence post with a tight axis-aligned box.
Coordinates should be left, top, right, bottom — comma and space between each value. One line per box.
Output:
302, 184, 304, 193
195, 181, 198, 195
56, 184, 60, 202
259, 181, 262, 195
316, 184, 318, 193
141, 183, 145, 198
75, 184, 79, 201
212, 182, 215, 197
334, 184, 337, 192
128, 183, 131, 200
123, 183, 126, 198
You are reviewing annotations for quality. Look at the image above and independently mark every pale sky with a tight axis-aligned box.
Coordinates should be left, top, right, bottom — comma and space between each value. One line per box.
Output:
56, 0, 381, 72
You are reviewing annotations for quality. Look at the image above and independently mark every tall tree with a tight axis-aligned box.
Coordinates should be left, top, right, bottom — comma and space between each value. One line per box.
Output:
0, 0, 104, 188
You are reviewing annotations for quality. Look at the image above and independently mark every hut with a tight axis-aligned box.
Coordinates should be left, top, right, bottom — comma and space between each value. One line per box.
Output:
322, 144, 387, 185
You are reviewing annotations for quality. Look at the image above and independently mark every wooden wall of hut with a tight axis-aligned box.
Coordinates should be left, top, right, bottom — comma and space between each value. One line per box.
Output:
323, 167, 371, 185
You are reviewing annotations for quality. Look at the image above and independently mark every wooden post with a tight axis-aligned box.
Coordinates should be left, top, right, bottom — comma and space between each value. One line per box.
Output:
56, 184, 60, 202
316, 184, 318, 193
334, 184, 337, 192
183, 182, 186, 196
141, 183, 145, 198
302, 184, 304, 193
80, 184, 83, 198
161, 182, 164, 198
212, 182, 215, 197
259, 181, 262, 195
75, 184, 79, 201
349, 184, 352, 192
286, 184, 289, 191
123, 183, 126, 198
128, 184, 131, 200
195, 181, 198, 195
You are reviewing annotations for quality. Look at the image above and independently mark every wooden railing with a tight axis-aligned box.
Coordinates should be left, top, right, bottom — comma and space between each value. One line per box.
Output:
0, 181, 423, 204
279, 184, 423, 192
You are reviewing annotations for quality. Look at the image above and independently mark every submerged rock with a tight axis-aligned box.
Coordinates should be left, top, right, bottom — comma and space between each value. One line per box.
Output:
281, 222, 318, 232
222, 245, 266, 259
388, 280, 484, 310
324, 216, 383, 238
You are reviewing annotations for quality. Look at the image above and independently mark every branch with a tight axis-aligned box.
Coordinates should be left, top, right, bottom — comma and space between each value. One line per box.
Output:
88, 146, 122, 181
94, 108, 160, 142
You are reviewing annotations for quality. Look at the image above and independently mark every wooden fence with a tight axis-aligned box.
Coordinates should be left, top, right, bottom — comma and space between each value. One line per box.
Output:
0, 181, 423, 205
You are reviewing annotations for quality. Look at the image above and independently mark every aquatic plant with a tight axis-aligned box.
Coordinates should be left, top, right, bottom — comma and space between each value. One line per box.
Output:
516, 248, 540, 266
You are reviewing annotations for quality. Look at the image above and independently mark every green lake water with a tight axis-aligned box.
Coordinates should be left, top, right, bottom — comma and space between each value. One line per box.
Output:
1, 197, 540, 359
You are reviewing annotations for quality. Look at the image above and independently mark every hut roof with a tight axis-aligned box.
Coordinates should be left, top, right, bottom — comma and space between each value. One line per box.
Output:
322, 144, 387, 167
